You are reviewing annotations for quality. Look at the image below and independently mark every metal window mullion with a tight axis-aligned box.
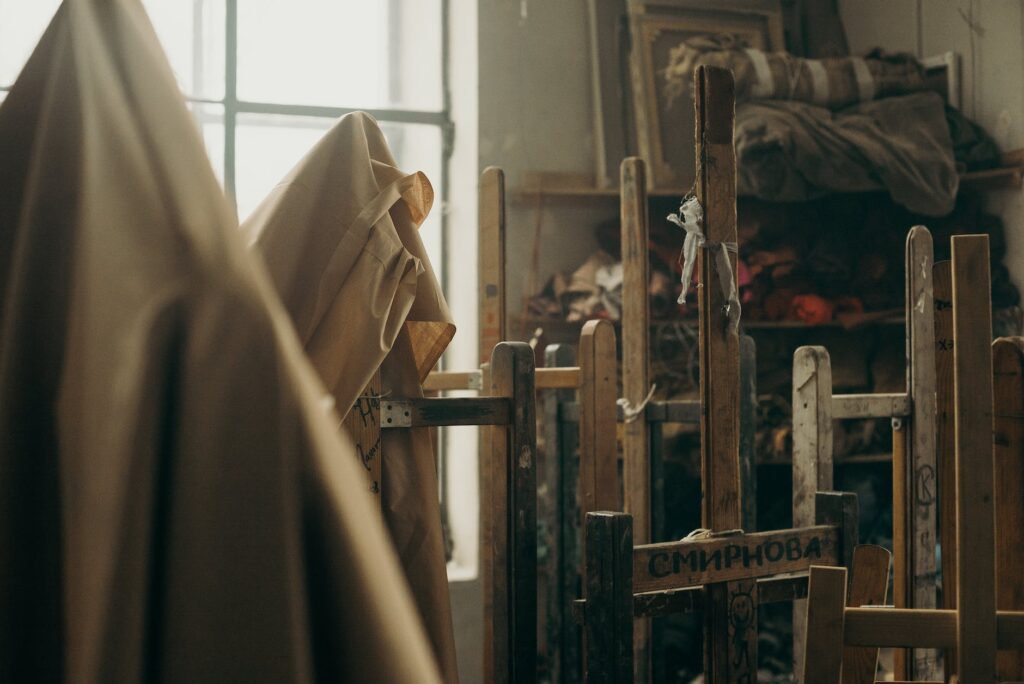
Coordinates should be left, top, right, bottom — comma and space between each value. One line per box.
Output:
224, 0, 238, 201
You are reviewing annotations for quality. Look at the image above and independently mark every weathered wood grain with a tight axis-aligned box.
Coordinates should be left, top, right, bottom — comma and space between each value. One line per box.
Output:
580, 320, 620, 520
479, 167, 506, 366
619, 155, 651, 682
992, 336, 1024, 680
842, 545, 891, 684
802, 565, 847, 684
951, 234, 996, 683
584, 512, 634, 684
932, 258, 957, 680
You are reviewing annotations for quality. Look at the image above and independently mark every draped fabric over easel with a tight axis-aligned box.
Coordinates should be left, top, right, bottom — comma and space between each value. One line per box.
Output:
244, 113, 459, 684
0, 2, 441, 682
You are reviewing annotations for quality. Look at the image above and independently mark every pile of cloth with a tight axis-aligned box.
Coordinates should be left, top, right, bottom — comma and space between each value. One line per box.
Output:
665, 34, 1000, 216
0, 2, 455, 682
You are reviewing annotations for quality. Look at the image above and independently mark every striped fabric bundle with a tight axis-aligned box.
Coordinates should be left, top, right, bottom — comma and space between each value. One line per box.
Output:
665, 34, 928, 111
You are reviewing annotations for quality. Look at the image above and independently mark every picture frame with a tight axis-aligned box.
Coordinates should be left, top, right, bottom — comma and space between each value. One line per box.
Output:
587, 0, 635, 189
626, 0, 784, 190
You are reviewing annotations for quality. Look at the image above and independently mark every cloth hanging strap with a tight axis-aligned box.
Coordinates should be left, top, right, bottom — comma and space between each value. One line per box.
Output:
668, 196, 742, 333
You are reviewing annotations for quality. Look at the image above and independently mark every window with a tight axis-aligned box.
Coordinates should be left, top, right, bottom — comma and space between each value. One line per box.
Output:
0, 0, 449, 271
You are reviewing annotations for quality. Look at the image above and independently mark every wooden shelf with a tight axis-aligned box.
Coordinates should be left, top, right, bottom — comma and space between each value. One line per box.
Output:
512, 154, 1024, 200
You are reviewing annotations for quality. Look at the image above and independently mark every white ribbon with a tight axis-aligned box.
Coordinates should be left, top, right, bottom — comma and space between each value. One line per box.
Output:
667, 196, 742, 332
617, 383, 657, 424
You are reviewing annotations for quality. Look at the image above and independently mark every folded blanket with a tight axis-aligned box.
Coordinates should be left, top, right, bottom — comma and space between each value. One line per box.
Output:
735, 92, 959, 215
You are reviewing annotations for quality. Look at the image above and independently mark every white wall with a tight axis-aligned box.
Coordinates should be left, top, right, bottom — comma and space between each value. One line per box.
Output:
839, 0, 1024, 291
478, 0, 611, 325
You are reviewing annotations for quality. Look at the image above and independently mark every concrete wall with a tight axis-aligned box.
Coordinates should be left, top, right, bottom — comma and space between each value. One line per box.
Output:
839, 0, 1024, 290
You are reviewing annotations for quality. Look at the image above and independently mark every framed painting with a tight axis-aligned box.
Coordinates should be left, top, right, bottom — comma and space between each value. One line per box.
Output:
627, 0, 784, 189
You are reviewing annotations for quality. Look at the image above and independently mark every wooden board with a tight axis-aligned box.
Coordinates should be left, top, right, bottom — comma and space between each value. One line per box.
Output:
802, 565, 847, 683
694, 65, 749, 684
633, 526, 839, 593
992, 337, 1024, 680
344, 370, 383, 499
791, 346, 833, 673
579, 320, 620, 520
619, 156, 651, 682
951, 234, 996, 682
933, 259, 956, 678
584, 512, 634, 684
479, 167, 506, 366
905, 226, 940, 679
488, 342, 537, 684
842, 545, 892, 684
891, 416, 909, 679
380, 397, 510, 427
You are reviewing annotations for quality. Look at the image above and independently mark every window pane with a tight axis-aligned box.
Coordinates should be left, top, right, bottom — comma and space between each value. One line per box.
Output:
235, 115, 444, 271
143, 0, 225, 100
237, 0, 442, 111
188, 102, 225, 184
0, 0, 61, 87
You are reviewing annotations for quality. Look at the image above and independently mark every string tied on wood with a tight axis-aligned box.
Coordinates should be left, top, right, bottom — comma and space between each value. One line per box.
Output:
617, 383, 657, 423
668, 194, 741, 334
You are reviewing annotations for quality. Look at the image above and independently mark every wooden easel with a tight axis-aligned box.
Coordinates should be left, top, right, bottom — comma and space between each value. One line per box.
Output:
791, 225, 940, 679
577, 65, 857, 684
350, 340, 537, 684
801, 234, 1024, 683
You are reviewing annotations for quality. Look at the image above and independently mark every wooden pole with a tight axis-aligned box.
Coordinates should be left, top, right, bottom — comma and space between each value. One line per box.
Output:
992, 337, 1024, 681
694, 65, 750, 683
579, 320, 620, 521
904, 225, 940, 678
951, 234, 996, 682
891, 415, 910, 679
933, 259, 957, 678
488, 341, 537, 684
841, 545, 891, 684
479, 166, 506, 366
584, 512, 634, 684
791, 345, 833, 673
801, 565, 847, 684
619, 156, 651, 681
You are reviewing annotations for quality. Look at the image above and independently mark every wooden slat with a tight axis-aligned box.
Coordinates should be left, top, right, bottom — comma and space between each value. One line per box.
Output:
380, 397, 510, 427
580, 320, 619, 520
739, 336, 757, 532
695, 65, 749, 684
845, 608, 1024, 649
423, 370, 482, 392
891, 416, 910, 679
479, 167, 506, 366
632, 526, 838, 593
791, 345, 833, 673
905, 226, 941, 679
490, 342, 537, 684
842, 545, 892, 684
932, 259, 957, 679
992, 337, 1024, 680
619, 155, 651, 682
545, 344, 582, 684
802, 565, 847, 684
951, 234, 997, 682
584, 512, 633, 684
831, 392, 910, 419
344, 370, 383, 499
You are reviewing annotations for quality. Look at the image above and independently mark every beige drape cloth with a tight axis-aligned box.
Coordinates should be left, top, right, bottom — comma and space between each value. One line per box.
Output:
244, 113, 459, 683
0, 2, 441, 683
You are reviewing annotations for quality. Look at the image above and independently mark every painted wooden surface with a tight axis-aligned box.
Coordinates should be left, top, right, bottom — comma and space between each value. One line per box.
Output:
584, 512, 634, 684
841, 545, 891, 684
992, 337, 1024, 680
619, 155, 651, 682
633, 526, 838, 593
951, 234, 996, 683
932, 258, 957, 680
